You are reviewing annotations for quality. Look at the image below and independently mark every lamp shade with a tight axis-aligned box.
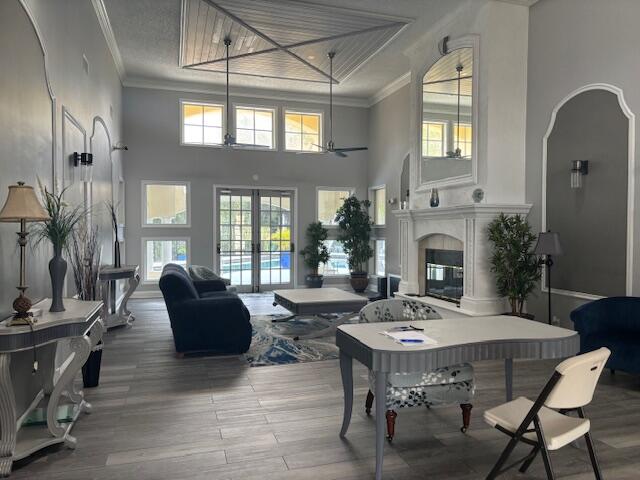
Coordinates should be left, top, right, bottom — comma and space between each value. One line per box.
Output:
534, 231, 563, 256
0, 182, 50, 222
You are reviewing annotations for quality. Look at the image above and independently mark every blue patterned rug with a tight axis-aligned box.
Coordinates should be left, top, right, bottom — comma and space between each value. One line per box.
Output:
243, 314, 358, 367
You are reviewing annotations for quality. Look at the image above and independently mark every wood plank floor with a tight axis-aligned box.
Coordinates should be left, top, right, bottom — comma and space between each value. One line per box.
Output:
11, 297, 640, 479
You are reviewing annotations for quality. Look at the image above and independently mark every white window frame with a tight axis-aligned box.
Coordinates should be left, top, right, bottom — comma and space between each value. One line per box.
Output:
141, 236, 191, 283
142, 180, 191, 228
453, 121, 473, 158
233, 103, 278, 150
283, 109, 323, 153
180, 99, 225, 148
316, 186, 355, 227
374, 238, 386, 277
421, 120, 448, 158
368, 184, 386, 227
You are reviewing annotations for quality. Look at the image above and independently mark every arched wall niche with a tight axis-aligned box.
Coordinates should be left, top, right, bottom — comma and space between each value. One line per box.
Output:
0, 0, 56, 318
90, 116, 114, 265
542, 84, 635, 299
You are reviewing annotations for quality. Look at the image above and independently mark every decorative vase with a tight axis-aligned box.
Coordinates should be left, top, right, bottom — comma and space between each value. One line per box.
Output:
49, 246, 67, 312
430, 188, 440, 208
114, 241, 121, 268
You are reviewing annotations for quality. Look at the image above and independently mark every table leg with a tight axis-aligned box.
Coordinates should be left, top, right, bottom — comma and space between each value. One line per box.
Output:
120, 272, 140, 321
339, 351, 353, 438
375, 370, 388, 480
0, 354, 16, 476
505, 358, 513, 402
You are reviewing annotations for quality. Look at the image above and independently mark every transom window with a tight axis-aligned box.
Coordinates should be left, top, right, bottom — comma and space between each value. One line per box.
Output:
422, 121, 446, 157
143, 182, 189, 226
285, 111, 321, 152
182, 101, 223, 145
454, 123, 472, 157
235, 106, 275, 149
317, 188, 352, 225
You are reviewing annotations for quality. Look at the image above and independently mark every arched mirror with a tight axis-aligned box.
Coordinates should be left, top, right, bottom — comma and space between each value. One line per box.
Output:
419, 44, 476, 188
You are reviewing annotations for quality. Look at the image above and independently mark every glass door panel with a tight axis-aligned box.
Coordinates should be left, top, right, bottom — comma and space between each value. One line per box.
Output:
258, 190, 294, 290
217, 188, 254, 292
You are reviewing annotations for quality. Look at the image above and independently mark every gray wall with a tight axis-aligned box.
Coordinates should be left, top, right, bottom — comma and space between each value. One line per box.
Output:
0, 0, 122, 318
367, 84, 411, 276
122, 87, 369, 290
547, 90, 628, 297
526, 0, 640, 325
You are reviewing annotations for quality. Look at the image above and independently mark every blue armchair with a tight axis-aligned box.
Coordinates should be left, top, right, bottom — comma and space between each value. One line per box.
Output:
159, 264, 252, 355
570, 296, 640, 374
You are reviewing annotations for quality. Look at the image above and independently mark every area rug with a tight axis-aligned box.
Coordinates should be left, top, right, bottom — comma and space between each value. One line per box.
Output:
242, 314, 358, 367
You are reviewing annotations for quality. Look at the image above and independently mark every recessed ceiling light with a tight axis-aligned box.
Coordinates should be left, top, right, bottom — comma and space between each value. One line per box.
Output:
307, 55, 315, 60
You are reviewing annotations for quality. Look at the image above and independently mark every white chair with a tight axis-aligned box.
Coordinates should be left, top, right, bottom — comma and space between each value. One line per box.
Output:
360, 299, 475, 441
483, 347, 610, 479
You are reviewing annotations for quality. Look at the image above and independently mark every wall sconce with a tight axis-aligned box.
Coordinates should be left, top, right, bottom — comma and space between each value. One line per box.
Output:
112, 142, 128, 151
73, 152, 93, 183
570, 160, 588, 189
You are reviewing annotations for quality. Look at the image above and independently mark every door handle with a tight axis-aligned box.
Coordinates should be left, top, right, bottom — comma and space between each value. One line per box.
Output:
216, 243, 221, 254
290, 243, 295, 253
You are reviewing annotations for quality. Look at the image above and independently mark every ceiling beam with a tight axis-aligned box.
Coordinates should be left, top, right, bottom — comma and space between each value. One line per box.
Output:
199, 0, 338, 83
183, 22, 405, 73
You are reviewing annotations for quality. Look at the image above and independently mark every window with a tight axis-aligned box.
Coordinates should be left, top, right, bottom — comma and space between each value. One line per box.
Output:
182, 101, 223, 145
318, 240, 349, 276
317, 188, 352, 225
375, 239, 386, 277
143, 238, 189, 281
235, 106, 275, 149
371, 187, 386, 226
422, 121, 446, 157
453, 123, 472, 157
143, 182, 189, 226
285, 111, 321, 152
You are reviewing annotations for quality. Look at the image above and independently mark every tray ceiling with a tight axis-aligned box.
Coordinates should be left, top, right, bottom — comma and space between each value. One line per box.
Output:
180, 0, 411, 83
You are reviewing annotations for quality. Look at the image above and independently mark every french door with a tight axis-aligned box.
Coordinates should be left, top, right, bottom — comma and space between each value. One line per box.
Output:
216, 188, 294, 292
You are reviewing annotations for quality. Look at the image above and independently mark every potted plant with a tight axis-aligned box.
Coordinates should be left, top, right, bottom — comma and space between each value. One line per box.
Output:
33, 181, 84, 312
487, 213, 541, 316
299, 221, 330, 288
335, 196, 374, 293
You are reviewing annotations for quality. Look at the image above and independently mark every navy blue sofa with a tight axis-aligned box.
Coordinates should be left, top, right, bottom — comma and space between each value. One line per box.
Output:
570, 296, 640, 374
159, 264, 252, 355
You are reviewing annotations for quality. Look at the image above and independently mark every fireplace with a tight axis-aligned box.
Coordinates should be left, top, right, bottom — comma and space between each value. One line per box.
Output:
425, 248, 463, 303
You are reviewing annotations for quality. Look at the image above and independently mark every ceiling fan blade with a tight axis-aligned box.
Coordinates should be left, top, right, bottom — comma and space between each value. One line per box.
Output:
333, 147, 368, 152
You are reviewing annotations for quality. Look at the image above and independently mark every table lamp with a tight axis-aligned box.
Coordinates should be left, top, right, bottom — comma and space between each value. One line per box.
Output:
533, 231, 563, 325
0, 182, 50, 324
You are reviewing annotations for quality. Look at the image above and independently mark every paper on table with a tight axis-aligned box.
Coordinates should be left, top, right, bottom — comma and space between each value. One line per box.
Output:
380, 330, 438, 346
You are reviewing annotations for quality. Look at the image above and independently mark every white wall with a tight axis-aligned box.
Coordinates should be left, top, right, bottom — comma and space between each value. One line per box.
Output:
122, 87, 369, 290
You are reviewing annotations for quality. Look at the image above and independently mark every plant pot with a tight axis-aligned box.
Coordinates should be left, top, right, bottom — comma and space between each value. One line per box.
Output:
349, 272, 369, 293
305, 274, 324, 288
49, 246, 67, 312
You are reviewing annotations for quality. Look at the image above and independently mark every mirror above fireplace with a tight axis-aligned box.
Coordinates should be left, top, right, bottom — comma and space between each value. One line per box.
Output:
417, 35, 478, 191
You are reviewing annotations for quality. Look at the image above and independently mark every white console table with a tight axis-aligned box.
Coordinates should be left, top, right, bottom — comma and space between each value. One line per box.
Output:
0, 299, 103, 476
99, 265, 140, 329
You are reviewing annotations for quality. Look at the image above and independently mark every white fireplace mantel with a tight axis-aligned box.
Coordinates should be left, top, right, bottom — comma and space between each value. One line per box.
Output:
393, 203, 532, 316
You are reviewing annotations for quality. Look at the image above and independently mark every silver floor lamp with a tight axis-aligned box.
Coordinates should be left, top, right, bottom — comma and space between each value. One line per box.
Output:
534, 231, 563, 325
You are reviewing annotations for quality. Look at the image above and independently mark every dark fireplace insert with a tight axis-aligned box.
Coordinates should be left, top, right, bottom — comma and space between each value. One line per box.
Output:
425, 248, 463, 303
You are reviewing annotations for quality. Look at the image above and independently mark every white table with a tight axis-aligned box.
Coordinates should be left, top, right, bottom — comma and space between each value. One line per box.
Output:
272, 288, 369, 340
0, 299, 103, 476
336, 315, 579, 480
99, 265, 140, 328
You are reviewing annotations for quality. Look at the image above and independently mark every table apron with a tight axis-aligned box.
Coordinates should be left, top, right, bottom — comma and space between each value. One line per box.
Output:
336, 334, 580, 373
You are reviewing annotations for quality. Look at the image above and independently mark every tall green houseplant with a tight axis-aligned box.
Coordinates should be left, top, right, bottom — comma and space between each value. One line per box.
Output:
299, 221, 330, 288
335, 196, 373, 292
487, 213, 540, 316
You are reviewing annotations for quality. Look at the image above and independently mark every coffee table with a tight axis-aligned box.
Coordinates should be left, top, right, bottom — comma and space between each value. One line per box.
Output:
272, 288, 368, 340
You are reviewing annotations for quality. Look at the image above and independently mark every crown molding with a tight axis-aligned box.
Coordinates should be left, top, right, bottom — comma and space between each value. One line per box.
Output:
122, 76, 371, 108
92, 0, 125, 81
367, 71, 411, 107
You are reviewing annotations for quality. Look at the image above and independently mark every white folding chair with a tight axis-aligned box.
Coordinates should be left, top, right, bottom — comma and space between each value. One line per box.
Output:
483, 347, 610, 479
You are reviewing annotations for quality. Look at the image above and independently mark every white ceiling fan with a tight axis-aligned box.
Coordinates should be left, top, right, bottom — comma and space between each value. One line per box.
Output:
313, 52, 368, 158
222, 37, 268, 148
